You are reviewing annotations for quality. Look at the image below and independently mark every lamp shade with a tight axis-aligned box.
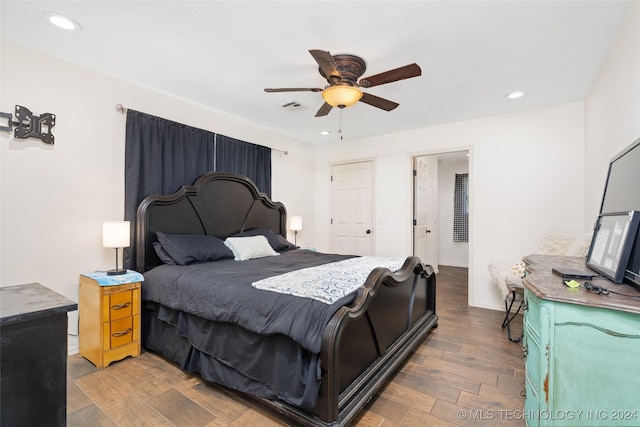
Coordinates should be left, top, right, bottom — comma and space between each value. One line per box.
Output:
102, 221, 130, 248
290, 216, 302, 231
321, 85, 363, 108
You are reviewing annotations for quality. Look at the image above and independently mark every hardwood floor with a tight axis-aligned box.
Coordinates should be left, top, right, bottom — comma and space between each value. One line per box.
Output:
67, 265, 525, 426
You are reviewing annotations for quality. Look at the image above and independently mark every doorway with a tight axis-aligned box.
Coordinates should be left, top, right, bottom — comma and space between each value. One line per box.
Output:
413, 151, 469, 271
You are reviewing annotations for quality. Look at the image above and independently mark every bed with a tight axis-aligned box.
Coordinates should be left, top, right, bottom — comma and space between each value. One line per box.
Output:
135, 172, 438, 426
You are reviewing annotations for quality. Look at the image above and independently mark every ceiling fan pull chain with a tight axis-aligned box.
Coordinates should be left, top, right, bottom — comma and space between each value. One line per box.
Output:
339, 107, 344, 140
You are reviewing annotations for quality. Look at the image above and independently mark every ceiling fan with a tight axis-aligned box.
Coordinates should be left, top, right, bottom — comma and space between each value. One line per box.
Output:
264, 49, 421, 117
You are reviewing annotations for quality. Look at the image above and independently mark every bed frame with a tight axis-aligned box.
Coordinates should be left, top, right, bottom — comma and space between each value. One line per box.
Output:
135, 172, 438, 426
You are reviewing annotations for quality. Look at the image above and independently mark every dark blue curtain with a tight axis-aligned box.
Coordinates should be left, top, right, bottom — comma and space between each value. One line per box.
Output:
215, 134, 272, 198
123, 110, 271, 269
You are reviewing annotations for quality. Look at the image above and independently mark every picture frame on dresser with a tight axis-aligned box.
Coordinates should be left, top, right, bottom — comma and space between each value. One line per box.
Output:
586, 210, 640, 283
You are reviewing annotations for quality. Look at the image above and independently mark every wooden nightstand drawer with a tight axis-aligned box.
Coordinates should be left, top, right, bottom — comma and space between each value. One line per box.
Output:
79, 272, 143, 369
108, 290, 133, 320
105, 317, 133, 349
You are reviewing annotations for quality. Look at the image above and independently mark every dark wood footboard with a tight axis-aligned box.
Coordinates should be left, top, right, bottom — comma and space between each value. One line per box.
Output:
257, 257, 438, 426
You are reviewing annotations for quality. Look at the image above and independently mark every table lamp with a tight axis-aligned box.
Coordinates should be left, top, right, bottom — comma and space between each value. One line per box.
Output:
290, 216, 302, 245
103, 221, 130, 275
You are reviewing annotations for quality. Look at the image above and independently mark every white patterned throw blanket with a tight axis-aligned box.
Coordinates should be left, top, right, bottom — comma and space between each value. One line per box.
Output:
252, 256, 406, 304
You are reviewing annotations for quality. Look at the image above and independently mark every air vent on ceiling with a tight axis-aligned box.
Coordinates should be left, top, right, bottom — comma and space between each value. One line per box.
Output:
281, 101, 303, 111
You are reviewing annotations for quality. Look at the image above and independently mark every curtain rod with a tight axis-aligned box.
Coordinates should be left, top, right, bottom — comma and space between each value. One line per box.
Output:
115, 104, 288, 155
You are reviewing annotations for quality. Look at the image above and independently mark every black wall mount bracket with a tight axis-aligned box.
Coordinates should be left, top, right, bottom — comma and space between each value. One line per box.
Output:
1, 105, 56, 145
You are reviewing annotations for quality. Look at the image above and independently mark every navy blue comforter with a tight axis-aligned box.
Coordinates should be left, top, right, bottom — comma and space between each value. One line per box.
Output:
142, 249, 356, 354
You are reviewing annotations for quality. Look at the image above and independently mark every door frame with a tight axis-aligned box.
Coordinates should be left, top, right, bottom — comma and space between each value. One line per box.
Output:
408, 148, 472, 299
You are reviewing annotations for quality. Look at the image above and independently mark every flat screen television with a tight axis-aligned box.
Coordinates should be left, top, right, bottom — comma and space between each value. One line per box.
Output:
596, 137, 640, 286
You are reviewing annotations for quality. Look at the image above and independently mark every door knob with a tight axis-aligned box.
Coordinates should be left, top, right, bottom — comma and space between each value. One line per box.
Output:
366, 229, 371, 234
426, 229, 432, 233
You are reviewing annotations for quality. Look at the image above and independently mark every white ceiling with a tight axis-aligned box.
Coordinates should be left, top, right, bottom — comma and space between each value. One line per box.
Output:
0, 1, 633, 144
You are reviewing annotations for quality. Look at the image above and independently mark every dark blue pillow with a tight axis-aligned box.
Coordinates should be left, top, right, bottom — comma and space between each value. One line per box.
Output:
156, 232, 234, 265
232, 228, 297, 252
152, 241, 176, 265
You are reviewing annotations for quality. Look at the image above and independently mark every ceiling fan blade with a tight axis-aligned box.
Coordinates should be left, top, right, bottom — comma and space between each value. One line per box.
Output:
315, 102, 333, 117
359, 63, 421, 88
309, 49, 341, 81
264, 88, 322, 93
359, 92, 399, 111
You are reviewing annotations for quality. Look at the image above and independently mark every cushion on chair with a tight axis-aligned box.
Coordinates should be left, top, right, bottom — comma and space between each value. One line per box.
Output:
489, 231, 592, 301
538, 231, 592, 257
489, 262, 524, 300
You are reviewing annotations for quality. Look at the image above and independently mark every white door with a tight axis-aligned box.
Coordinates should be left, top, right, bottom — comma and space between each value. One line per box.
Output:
331, 161, 374, 255
414, 156, 439, 272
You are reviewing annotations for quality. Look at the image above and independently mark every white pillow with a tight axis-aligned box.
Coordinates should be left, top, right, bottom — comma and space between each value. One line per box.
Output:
224, 235, 280, 261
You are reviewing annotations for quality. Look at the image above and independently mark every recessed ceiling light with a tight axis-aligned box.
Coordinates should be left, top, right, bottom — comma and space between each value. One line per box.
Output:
506, 91, 525, 100
320, 131, 331, 136
43, 12, 82, 32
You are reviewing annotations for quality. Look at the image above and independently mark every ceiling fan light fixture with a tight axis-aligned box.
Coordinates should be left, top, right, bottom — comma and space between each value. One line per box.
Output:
321, 85, 363, 108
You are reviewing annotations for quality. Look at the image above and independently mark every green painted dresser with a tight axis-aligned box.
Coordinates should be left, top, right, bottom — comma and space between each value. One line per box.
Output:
522, 255, 640, 427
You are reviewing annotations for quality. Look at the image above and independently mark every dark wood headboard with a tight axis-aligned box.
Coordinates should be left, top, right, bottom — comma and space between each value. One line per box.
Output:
135, 172, 287, 272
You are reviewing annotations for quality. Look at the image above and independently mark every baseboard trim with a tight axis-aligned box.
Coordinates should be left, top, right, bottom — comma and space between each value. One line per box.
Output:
68, 334, 79, 356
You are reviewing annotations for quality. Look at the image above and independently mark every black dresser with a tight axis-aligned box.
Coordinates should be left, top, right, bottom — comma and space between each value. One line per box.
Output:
0, 283, 77, 426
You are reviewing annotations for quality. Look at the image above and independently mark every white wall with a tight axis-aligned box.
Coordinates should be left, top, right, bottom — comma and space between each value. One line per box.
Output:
313, 102, 586, 310
0, 42, 316, 352
585, 2, 640, 225
438, 160, 469, 268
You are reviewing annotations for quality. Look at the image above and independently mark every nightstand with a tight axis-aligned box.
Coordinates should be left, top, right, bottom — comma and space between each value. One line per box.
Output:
79, 271, 143, 369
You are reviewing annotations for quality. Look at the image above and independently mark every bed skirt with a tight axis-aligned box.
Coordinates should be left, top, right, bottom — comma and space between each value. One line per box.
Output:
143, 302, 325, 408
